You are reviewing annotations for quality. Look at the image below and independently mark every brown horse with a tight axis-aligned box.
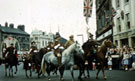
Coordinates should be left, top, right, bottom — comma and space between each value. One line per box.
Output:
27, 48, 48, 78
96, 40, 115, 80
22, 53, 32, 78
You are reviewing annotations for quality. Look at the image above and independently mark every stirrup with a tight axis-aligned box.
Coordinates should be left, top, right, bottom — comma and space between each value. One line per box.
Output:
85, 61, 88, 65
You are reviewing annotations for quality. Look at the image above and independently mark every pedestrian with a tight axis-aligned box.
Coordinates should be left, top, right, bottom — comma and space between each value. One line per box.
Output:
123, 49, 130, 70
108, 55, 112, 70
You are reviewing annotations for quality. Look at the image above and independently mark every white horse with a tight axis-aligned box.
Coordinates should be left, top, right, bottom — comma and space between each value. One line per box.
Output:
41, 42, 83, 81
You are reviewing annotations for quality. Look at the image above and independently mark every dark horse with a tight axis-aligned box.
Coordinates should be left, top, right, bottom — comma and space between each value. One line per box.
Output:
4, 54, 18, 77
25, 48, 48, 78
22, 53, 32, 78
82, 39, 99, 78
82, 39, 115, 80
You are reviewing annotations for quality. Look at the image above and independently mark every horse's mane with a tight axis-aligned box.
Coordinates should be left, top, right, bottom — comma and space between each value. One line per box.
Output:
63, 43, 76, 56
98, 40, 108, 54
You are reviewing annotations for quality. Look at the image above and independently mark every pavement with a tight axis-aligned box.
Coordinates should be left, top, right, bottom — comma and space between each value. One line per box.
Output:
0, 63, 135, 81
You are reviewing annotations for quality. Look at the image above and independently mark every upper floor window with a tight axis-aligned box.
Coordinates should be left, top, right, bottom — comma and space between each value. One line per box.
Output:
117, 18, 121, 32
116, 0, 120, 8
126, 13, 130, 29
125, 0, 129, 3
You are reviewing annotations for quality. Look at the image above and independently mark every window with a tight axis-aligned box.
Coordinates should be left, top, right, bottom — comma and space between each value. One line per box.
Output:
125, 0, 129, 3
116, 0, 120, 8
126, 13, 130, 29
42, 41, 44, 46
117, 18, 121, 32
35, 37, 38, 40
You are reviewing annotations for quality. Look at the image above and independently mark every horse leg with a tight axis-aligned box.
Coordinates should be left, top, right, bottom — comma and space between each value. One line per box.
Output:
5, 64, 7, 77
78, 66, 83, 81
96, 65, 101, 79
9, 66, 10, 77
70, 66, 75, 81
46, 65, 51, 81
10, 66, 14, 78
14, 65, 18, 74
30, 67, 32, 77
101, 65, 107, 80
86, 65, 90, 78
25, 69, 29, 78
59, 66, 64, 81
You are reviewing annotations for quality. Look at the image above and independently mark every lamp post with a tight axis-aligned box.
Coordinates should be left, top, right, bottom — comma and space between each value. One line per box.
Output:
77, 34, 84, 44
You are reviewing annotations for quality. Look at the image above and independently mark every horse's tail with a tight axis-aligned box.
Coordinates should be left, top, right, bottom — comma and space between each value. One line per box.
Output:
41, 55, 46, 75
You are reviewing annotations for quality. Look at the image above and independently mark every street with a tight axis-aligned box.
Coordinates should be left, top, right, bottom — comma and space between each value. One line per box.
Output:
0, 63, 135, 81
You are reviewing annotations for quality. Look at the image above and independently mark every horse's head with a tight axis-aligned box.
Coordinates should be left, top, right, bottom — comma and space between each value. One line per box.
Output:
39, 48, 47, 55
103, 40, 116, 48
74, 41, 84, 55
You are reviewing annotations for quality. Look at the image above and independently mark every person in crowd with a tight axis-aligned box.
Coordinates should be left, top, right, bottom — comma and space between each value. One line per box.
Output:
108, 55, 113, 70
123, 49, 131, 70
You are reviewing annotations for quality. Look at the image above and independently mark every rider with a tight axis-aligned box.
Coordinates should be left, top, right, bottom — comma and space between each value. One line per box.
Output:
46, 42, 53, 52
84, 33, 98, 65
64, 35, 75, 49
52, 32, 64, 68
3, 43, 18, 64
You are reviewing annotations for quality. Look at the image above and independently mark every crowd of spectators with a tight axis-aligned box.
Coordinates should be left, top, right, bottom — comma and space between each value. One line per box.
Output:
106, 46, 135, 71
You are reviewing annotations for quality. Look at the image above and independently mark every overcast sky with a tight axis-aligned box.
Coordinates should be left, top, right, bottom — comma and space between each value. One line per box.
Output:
0, 0, 96, 44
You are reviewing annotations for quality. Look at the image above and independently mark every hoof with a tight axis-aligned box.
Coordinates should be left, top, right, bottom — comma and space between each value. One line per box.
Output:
14, 72, 16, 74
26, 76, 29, 78
96, 77, 99, 80
48, 78, 51, 81
78, 77, 83, 81
60, 78, 64, 81
104, 77, 107, 80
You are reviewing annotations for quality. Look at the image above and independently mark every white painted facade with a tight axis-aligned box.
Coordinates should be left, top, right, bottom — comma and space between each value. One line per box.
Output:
30, 29, 54, 49
112, 0, 135, 48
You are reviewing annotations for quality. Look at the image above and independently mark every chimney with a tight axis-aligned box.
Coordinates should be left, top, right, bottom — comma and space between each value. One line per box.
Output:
17, 25, 25, 31
5, 22, 8, 27
9, 24, 14, 28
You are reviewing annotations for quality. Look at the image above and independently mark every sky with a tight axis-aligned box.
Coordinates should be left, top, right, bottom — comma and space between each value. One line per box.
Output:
0, 0, 96, 44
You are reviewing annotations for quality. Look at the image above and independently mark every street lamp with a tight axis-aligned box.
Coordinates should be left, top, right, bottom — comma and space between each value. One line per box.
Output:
77, 34, 84, 44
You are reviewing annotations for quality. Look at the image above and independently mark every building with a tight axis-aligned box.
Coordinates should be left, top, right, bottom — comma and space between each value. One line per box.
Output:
30, 29, 54, 49
30, 30, 67, 49
0, 22, 30, 57
96, 0, 114, 43
112, 0, 135, 48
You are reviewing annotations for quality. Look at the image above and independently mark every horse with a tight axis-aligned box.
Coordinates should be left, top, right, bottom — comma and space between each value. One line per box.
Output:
29, 48, 48, 78
41, 42, 83, 81
96, 40, 115, 80
22, 53, 32, 78
4, 54, 18, 77
82, 39, 99, 78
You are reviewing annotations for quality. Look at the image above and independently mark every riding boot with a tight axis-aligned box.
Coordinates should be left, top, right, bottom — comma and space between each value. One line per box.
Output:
57, 55, 62, 69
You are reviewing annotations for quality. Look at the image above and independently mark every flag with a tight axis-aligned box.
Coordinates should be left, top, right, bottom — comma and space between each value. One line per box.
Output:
83, 0, 93, 17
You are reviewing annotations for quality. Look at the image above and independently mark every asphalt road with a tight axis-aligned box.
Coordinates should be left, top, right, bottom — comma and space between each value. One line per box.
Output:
0, 63, 135, 81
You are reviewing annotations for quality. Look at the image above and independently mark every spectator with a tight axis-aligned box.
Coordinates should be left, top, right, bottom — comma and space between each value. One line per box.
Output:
123, 49, 130, 70
108, 55, 112, 70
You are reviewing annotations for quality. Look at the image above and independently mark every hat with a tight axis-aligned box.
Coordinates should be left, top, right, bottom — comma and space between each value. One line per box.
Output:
10, 43, 13, 45
55, 32, 60, 39
69, 35, 73, 38
89, 33, 93, 37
